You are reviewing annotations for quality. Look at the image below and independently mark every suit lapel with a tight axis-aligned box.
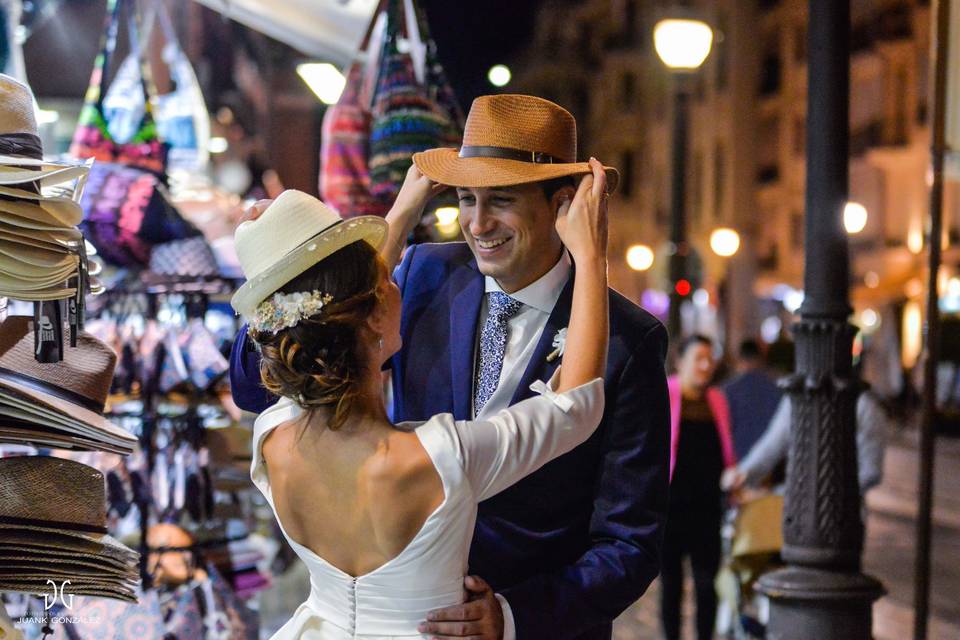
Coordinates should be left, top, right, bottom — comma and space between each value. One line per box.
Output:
448, 259, 484, 420
509, 272, 574, 406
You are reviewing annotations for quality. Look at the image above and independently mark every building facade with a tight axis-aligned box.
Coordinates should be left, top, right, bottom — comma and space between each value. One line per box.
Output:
511, 0, 950, 377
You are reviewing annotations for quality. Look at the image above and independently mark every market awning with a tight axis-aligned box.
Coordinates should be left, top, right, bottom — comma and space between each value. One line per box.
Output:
191, 0, 377, 67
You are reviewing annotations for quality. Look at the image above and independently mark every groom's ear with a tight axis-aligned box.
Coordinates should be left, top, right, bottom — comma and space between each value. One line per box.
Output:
550, 185, 577, 216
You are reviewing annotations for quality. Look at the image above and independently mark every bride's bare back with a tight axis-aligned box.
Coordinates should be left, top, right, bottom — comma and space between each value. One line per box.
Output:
261, 416, 443, 578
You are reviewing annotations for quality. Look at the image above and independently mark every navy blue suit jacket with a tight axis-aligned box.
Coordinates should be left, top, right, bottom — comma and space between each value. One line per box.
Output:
230, 242, 670, 639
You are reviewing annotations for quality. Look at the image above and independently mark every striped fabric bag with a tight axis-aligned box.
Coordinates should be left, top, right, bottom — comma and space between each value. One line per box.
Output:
368, 0, 462, 206
318, 1, 387, 218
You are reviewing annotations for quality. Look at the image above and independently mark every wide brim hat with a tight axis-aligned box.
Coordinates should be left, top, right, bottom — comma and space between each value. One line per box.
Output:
0, 316, 137, 452
0, 456, 139, 588
0, 185, 84, 226
413, 94, 619, 192
231, 189, 388, 318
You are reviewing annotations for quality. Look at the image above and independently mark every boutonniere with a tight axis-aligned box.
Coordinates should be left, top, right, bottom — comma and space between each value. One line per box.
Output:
546, 327, 567, 363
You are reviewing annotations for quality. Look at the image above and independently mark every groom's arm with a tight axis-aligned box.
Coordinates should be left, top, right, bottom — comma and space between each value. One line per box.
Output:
228, 327, 276, 414
500, 323, 670, 639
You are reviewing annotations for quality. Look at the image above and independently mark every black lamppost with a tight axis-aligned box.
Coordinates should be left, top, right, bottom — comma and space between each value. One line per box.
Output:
756, 1, 884, 637
654, 16, 713, 339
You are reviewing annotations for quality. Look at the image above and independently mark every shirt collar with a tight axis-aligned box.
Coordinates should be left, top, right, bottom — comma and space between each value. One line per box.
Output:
484, 251, 571, 314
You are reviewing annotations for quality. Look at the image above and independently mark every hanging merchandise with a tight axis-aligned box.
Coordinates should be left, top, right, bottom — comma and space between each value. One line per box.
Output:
70, 0, 207, 269
78, 161, 202, 268
318, 0, 388, 218
70, 0, 168, 176
368, 0, 463, 206
319, 0, 463, 218
101, 0, 211, 177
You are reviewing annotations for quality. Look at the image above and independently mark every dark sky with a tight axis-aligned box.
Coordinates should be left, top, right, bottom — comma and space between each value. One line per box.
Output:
419, 0, 549, 108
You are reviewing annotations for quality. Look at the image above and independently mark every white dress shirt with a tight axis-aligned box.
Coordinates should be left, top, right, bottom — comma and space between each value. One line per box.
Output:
470, 251, 571, 640
472, 251, 572, 420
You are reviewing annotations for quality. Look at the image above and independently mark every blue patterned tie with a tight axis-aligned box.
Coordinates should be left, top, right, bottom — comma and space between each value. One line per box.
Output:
474, 291, 524, 415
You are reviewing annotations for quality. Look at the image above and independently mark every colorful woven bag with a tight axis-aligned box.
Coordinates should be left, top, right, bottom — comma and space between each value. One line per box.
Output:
318, 0, 387, 218
70, 0, 168, 177
368, 0, 462, 207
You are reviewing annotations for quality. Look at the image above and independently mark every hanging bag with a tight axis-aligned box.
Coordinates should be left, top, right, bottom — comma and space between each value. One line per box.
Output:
74, 0, 202, 267
147, 0, 211, 176
70, 0, 168, 176
368, 0, 462, 206
318, 0, 388, 218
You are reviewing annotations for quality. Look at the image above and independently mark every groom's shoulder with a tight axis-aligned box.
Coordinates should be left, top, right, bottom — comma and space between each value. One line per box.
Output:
607, 287, 668, 365
409, 241, 474, 267
398, 241, 474, 294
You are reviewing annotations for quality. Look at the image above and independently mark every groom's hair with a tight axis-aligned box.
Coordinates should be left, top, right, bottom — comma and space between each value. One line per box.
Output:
539, 176, 576, 202
252, 240, 386, 433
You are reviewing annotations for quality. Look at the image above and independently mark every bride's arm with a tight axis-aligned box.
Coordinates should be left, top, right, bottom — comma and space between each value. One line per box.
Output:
382, 165, 448, 271
554, 158, 610, 392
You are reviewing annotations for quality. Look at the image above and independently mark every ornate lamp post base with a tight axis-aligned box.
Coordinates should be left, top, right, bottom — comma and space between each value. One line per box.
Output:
758, 567, 884, 640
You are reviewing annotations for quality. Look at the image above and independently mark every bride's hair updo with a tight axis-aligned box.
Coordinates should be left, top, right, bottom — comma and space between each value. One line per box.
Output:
251, 240, 386, 430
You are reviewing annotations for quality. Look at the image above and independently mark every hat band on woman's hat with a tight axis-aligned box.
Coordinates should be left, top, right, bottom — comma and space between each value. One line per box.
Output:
0, 515, 108, 535
0, 366, 104, 414
0, 133, 43, 161
459, 145, 559, 165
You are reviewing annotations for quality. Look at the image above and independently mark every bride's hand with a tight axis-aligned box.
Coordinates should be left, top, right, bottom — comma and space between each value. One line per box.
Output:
387, 164, 448, 228
555, 158, 608, 266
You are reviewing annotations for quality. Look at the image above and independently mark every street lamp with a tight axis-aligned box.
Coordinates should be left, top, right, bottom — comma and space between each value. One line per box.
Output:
626, 244, 654, 271
709, 227, 740, 257
655, 14, 713, 340
843, 201, 868, 234
653, 19, 714, 70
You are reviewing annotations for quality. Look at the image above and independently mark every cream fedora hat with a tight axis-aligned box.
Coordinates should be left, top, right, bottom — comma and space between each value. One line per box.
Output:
231, 190, 388, 318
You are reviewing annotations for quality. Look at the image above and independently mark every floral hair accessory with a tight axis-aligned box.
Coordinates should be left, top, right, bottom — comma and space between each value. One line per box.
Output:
248, 290, 334, 334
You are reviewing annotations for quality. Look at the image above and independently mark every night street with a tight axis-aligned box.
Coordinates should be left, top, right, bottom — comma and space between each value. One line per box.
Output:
611, 432, 960, 639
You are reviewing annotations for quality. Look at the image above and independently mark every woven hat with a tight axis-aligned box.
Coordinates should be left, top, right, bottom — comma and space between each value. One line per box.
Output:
231, 189, 388, 318
0, 74, 88, 182
0, 456, 137, 576
413, 94, 619, 191
0, 316, 137, 453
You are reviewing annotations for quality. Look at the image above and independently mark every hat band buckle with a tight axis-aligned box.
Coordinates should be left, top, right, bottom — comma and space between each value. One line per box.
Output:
459, 145, 558, 165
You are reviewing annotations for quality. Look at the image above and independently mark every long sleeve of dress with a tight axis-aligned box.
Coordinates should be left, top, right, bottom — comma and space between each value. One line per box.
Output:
452, 377, 605, 502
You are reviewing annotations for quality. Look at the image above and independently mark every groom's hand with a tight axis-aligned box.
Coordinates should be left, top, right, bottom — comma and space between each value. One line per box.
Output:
419, 575, 504, 639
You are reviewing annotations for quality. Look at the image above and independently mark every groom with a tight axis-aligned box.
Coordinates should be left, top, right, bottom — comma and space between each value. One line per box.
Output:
230, 94, 669, 640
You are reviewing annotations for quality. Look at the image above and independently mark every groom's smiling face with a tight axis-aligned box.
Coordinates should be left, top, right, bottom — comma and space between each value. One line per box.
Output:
456, 183, 569, 293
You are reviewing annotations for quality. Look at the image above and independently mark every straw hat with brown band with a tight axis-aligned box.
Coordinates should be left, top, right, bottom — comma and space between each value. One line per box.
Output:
0, 316, 137, 452
413, 94, 619, 191
0, 456, 138, 564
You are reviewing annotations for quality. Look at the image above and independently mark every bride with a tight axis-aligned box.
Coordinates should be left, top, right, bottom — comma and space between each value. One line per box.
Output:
231, 159, 611, 639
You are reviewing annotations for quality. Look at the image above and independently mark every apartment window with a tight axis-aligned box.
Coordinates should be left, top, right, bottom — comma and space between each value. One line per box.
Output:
623, 0, 637, 47
621, 72, 636, 110
620, 150, 635, 199
579, 24, 593, 60
759, 52, 781, 96
893, 68, 908, 144
713, 143, 725, 220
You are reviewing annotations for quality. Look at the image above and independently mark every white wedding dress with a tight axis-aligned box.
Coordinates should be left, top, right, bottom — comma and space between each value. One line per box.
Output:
250, 377, 604, 639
